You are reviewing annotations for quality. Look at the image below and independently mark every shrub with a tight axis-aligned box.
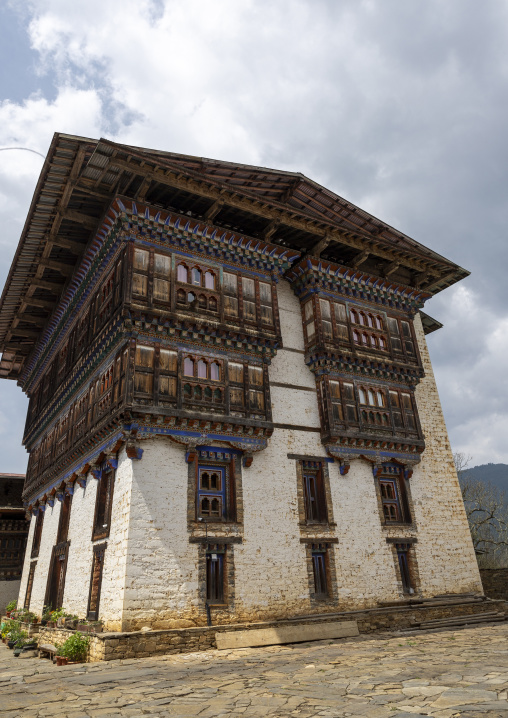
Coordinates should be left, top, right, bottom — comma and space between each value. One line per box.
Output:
57, 632, 90, 662
6, 600, 17, 613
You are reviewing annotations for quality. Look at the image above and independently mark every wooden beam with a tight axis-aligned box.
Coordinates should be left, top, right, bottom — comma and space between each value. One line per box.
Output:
262, 219, 280, 240
203, 200, 224, 221
382, 260, 400, 278
9, 328, 40, 339
49, 237, 87, 254
309, 233, 332, 257
351, 250, 370, 269
39, 259, 75, 276
103, 155, 445, 274
30, 278, 65, 292
61, 209, 99, 230
15, 314, 47, 327
21, 298, 55, 311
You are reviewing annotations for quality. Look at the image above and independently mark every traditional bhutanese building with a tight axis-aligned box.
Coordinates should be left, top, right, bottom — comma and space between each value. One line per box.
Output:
0, 134, 481, 631
0, 473, 29, 614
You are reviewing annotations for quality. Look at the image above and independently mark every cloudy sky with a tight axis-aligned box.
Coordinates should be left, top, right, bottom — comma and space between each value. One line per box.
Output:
0, 0, 507, 473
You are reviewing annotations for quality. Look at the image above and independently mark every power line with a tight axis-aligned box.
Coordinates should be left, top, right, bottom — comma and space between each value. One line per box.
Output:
0, 147, 45, 159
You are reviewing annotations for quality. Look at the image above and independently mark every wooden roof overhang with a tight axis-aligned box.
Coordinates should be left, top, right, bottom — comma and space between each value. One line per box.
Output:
0, 133, 469, 385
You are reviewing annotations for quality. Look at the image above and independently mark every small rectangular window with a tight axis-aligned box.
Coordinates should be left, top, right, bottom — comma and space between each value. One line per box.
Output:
242, 277, 255, 299
153, 278, 170, 302
303, 468, 327, 523
197, 466, 226, 520
311, 548, 328, 598
132, 273, 148, 297
329, 381, 343, 422
31, 511, 44, 559
92, 466, 115, 540
396, 543, 413, 593
135, 346, 154, 368
206, 548, 225, 603
134, 373, 153, 394
133, 248, 149, 271
154, 253, 170, 275
159, 376, 176, 397
249, 389, 265, 411
248, 365, 263, 386
230, 387, 244, 407
87, 542, 107, 620
160, 349, 177, 372
229, 362, 244, 383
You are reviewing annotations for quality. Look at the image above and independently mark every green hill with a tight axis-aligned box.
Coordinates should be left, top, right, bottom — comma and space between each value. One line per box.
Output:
460, 463, 508, 495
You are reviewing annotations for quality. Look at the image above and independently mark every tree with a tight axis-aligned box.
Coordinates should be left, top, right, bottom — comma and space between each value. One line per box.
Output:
454, 453, 508, 568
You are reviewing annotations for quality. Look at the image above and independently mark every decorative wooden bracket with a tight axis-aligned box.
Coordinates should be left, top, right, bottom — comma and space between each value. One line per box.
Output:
77, 476, 87, 488
126, 444, 143, 460
106, 456, 119, 470
403, 460, 420, 480
64, 483, 75, 496
55, 491, 65, 503
339, 460, 350, 476
372, 464, 383, 479
325, 445, 359, 475
47, 496, 55, 508
90, 467, 102, 480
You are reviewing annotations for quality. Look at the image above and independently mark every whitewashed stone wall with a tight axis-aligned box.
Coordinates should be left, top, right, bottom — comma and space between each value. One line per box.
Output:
411, 313, 482, 595
122, 440, 198, 631
27, 501, 60, 615
17, 513, 35, 609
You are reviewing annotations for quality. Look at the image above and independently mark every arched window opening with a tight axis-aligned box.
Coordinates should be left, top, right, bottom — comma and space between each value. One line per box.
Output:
370, 334, 377, 348
184, 358, 194, 377
367, 314, 374, 327
177, 264, 188, 283
213, 388, 222, 403
201, 497, 210, 515
204, 271, 215, 290
361, 410, 368, 422
204, 386, 213, 401
210, 362, 220, 381
369, 411, 375, 423
375, 413, 382, 425
359, 387, 367, 404
198, 294, 207, 309
353, 330, 359, 343
191, 267, 201, 286
210, 472, 220, 490
377, 391, 385, 407
187, 291, 196, 303
382, 413, 389, 425
194, 385, 202, 400
208, 296, 218, 312
210, 498, 221, 517
379, 336, 386, 350
359, 312, 366, 326
201, 472, 210, 489
176, 288, 186, 304
362, 333, 369, 345
350, 309, 358, 324
197, 360, 207, 379
368, 389, 375, 405
375, 316, 383, 330
183, 383, 192, 398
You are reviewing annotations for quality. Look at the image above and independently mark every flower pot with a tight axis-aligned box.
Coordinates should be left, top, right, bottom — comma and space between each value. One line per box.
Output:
56, 656, 68, 666
6, 612, 11, 617
8, 640, 16, 649
46, 621, 56, 628
40, 620, 47, 626
13, 647, 22, 657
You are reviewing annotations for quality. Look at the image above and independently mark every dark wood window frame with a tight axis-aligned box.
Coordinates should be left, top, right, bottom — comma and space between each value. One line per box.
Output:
24, 561, 37, 610
87, 541, 108, 620
302, 461, 328, 524
377, 464, 412, 525
31, 510, 44, 559
45, 540, 70, 611
92, 463, 116, 541
205, 543, 226, 604
195, 457, 236, 523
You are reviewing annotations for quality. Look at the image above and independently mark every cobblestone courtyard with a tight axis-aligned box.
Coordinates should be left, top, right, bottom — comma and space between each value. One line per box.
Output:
1, 624, 508, 718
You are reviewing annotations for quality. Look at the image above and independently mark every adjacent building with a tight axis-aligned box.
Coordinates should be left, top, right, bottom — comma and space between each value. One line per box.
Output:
0, 473, 29, 614
0, 134, 482, 630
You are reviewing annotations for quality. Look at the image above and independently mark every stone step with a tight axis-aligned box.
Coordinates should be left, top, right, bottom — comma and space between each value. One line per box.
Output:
410, 612, 507, 630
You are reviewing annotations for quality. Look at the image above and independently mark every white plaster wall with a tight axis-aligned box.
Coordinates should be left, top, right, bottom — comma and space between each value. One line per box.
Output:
328, 459, 401, 607
99, 449, 134, 630
123, 439, 199, 630
28, 502, 60, 615
411, 314, 482, 595
17, 514, 35, 609
0, 580, 21, 614
62, 475, 98, 618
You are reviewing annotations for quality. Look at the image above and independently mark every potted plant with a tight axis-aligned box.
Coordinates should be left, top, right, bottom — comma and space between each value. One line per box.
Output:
5, 600, 17, 617
40, 606, 52, 626
9, 629, 27, 651
56, 632, 90, 664
12, 633, 31, 657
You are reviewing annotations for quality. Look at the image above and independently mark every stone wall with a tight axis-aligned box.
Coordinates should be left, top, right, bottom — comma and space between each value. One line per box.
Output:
480, 569, 508, 600
411, 315, 483, 596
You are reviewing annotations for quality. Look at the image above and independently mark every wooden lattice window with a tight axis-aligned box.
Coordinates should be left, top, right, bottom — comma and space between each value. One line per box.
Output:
24, 561, 36, 610
153, 252, 171, 303
198, 466, 226, 520
87, 542, 107, 620
378, 465, 412, 524
134, 345, 154, 396
159, 349, 177, 400
303, 300, 315, 343
223, 272, 238, 317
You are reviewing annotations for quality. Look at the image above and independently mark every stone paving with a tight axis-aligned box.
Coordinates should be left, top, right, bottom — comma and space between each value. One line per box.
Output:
1, 624, 508, 717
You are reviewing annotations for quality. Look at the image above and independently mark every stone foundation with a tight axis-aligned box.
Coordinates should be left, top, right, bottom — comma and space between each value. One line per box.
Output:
33, 597, 506, 662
